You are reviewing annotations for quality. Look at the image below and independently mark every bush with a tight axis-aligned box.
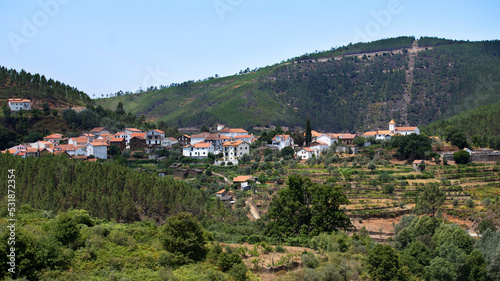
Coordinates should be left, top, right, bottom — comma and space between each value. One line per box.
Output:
275, 245, 286, 253
453, 150, 470, 164
54, 212, 80, 246
452, 199, 459, 207
465, 198, 475, 208
301, 252, 320, 269
229, 263, 249, 281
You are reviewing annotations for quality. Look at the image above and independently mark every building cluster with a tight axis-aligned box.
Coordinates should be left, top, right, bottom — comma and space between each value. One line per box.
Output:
1, 126, 176, 160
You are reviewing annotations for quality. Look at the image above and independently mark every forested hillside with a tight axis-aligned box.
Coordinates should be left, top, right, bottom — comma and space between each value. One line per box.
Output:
0, 66, 92, 106
96, 37, 500, 133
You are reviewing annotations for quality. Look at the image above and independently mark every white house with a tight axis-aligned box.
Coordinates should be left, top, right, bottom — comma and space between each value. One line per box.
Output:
43, 133, 65, 145
271, 134, 294, 150
8, 98, 31, 111
53, 144, 86, 156
145, 129, 165, 146
69, 137, 89, 146
234, 134, 255, 143
310, 141, 329, 154
316, 134, 340, 146
29, 141, 54, 150
182, 142, 214, 159
89, 127, 110, 136
218, 128, 249, 139
222, 140, 250, 164
86, 140, 108, 159
296, 147, 316, 160
190, 133, 211, 145
161, 137, 178, 148
124, 128, 143, 145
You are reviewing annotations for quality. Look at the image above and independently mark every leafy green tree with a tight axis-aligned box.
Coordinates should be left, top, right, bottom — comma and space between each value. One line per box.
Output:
0, 125, 19, 150
42, 102, 50, 115
200, 124, 210, 132
425, 257, 457, 281
305, 118, 312, 147
54, 212, 80, 245
454, 150, 470, 164
353, 136, 365, 147
25, 132, 43, 143
108, 145, 120, 156
52, 109, 58, 117
1, 102, 11, 119
415, 184, 445, 216
281, 146, 294, 158
392, 133, 432, 161
366, 244, 400, 281
265, 175, 351, 238
367, 161, 376, 171
160, 212, 207, 264
30, 108, 42, 119
115, 102, 125, 115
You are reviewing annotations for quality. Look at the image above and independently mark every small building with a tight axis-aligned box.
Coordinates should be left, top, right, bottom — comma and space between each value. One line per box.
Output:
222, 140, 250, 164
161, 137, 178, 148
413, 160, 425, 172
130, 134, 146, 151
109, 138, 126, 152
218, 128, 249, 139
44, 133, 65, 145
271, 134, 295, 150
145, 129, 165, 146
89, 127, 110, 136
297, 147, 315, 160
81, 133, 96, 142
86, 140, 108, 159
215, 189, 226, 198
8, 98, 31, 111
124, 128, 143, 144
182, 142, 214, 159
69, 137, 89, 146
178, 135, 191, 146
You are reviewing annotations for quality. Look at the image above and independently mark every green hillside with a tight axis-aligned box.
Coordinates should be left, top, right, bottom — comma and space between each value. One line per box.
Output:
421, 99, 500, 149
0, 66, 92, 106
96, 37, 500, 132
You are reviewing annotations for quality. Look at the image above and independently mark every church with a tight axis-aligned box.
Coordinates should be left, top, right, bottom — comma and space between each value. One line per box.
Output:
361, 120, 420, 141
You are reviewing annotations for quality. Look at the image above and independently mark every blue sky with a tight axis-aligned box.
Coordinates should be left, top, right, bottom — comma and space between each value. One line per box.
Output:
1, 0, 499, 98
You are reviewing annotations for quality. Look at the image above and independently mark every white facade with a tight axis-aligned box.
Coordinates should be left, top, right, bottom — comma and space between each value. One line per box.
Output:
161, 137, 178, 147
86, 142, 108, 159
145, 129, 165, 146
190, 133, 210, 145
297, 148, 315, 160
223, 141, 250, 163
234, 135, 255, 143
316, 134, 339, 146
124, 128, 142, 145
8, 99, 31, 111
218, 128, 248, 139
271, 134, 294, 150
182, 142, 214, 159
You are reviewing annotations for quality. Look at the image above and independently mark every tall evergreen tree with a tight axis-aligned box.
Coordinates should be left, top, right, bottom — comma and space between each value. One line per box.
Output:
305, 118, 312, 147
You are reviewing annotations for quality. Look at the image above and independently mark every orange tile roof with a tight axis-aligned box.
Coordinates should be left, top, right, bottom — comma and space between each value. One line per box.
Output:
271, 134, 290, 141
17, 152, 26, 156
311, 141, 328, 146
223, 140, 244, 147
302, 147, 314, 152
54, 144, 77, 151
125, 128, 142, 132
72, 137, 89, 144
193, 142, 213, 148
44, 133, 64, 139
90, 127, 107, 133
362, 131, 377, 136
8, 98, 30, 103
150, 129, 165, 134
26, 147, 39, 153
340, 134, 356, 139
235, 135, 254, 138
396, 127, 418, 131
89, 140, 108, 146
216, 189, 226, 194
377, 130, 392, 135
389, 119, 396, 124
110, 138, 124, 142
233, 175, 252, 182
413, 160, 424, 164
131, 133, 146, 139
219, 128, 248, 134
191, 133, 211, 138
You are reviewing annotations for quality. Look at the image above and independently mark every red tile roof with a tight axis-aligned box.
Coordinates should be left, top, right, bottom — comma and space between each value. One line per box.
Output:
233, 175, 252, 182
223, 140, 244, 147
131, 133, 146, 139
193, 142, 213, 148
90, 127, 107, 133
44, 133, 64, 139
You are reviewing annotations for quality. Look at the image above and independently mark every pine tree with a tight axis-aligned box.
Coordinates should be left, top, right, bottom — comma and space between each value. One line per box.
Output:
305, 118, 312, 146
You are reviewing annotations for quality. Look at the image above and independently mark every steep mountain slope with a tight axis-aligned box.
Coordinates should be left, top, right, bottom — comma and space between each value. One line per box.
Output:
96, 37, 500, 132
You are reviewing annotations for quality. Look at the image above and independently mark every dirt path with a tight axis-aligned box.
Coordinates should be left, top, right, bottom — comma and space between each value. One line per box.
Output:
246, 197, 260, 220
213, 172, 229, 184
